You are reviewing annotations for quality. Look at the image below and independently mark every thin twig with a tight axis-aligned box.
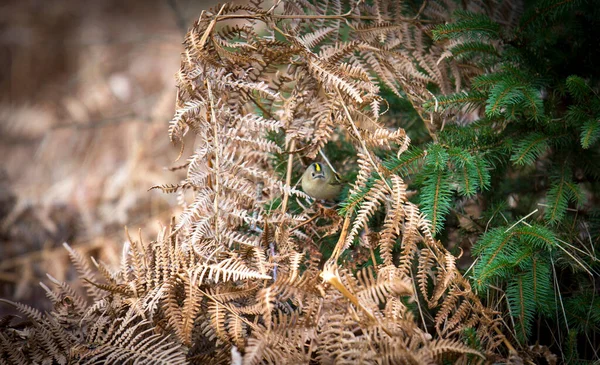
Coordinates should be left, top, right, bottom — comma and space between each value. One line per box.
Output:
410, 267, 429, 333
319, 150, 338, 175
505, 209, 538, 232
335, 87, 390, 191
554, 238, 596, 277
551, 257, 569, 333
290, 212, 320, 232
413, 0, 428, 20
280, 139, 296, 214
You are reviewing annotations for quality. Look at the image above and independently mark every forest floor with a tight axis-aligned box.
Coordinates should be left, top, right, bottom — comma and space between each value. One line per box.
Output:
0, 0, 222, 312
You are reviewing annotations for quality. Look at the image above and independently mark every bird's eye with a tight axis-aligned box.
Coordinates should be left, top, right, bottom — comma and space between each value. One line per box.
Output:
311, 172, 316, 178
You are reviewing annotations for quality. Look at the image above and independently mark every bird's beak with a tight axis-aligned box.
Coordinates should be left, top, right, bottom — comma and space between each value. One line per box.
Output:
314, 174, 325, 179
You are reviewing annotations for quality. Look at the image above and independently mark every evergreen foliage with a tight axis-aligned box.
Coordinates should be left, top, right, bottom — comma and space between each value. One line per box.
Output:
415, 0, 600, 357
381, 0, 600, 357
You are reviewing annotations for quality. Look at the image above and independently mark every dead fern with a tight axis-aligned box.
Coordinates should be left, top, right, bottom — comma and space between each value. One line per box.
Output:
0, 0, 533, 363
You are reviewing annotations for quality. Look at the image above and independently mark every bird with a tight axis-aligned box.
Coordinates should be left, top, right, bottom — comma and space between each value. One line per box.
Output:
301, 162, 342, 201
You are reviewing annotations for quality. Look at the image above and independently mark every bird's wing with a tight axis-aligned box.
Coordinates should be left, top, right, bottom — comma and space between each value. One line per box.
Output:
328, 173, 344, 186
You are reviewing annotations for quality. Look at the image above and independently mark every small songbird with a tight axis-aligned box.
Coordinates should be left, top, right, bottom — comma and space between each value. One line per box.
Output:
301, 162, 342, 201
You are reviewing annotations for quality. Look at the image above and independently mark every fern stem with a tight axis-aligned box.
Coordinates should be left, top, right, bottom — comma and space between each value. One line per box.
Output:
431, 171, 443, 230
213, 12, 427, 24
198, 5, 226, 51
290, 212, 320, 231
321, 264, 393, 337
492, 300, 518, 353
280, 138, 296, 214
410, 266, 429, 333
330, 212, 352, 261
335, 87, 389, 190
206, 80, 221, 245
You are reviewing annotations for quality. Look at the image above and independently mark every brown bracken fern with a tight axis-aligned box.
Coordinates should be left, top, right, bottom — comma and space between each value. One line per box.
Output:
1, 0, 529, 363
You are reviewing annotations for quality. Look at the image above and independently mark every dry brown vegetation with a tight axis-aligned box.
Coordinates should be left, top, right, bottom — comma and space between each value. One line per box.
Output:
0, 0, 215, 310
0, 0, 570, 363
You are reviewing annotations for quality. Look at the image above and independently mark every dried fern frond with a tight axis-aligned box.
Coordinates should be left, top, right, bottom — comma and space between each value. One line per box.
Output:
0, 0, 532, 363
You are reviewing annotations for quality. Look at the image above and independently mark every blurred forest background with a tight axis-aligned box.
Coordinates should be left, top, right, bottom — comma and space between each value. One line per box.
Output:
0, 0, 223, 312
